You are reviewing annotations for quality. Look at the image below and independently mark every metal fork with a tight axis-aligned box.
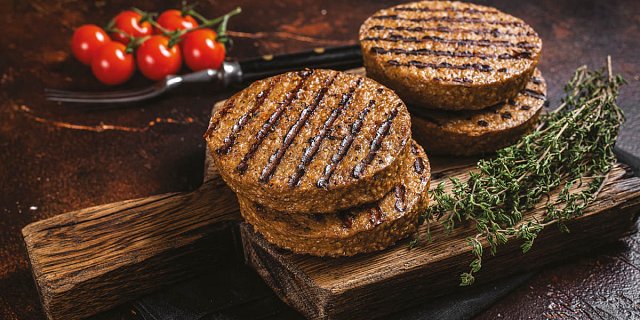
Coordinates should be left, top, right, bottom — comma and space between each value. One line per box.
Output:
45, 45, 363, 104
45, 63, 241, 104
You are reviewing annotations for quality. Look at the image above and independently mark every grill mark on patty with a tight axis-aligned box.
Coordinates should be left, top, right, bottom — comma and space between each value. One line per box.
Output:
370, 206, 385, 227
236, 70, 313, 174
387, 59, 493, 73
411, 143, 419, 154
207, 98, 237, 133
522, 88, 546, 100
531, 76, 543, 85
317, 99, 376, 189
216, 83, 275, 155
394, 185, 407, 212
432, 76, 474, 83
511, 99, 540, 111
368, 25, 534, 38
259, 73, 337, 183
393, 6, 499, 15
371, 14, 526, 27
414, 157, 425, 174
289, 77, 364, 187
353, 106, 400, 179
453, 77, 476, 83
362, 34, 537, 50
370, 46, 532, 60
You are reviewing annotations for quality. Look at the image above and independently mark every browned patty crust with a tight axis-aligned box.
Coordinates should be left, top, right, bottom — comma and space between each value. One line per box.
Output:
359, 1, 542, 110
205, 69, 412, 214
412, 69, 546, 156
239, 141, 431, 257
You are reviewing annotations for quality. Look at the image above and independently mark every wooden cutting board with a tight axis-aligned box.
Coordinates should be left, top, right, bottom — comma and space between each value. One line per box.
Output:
22, 72, 640, 320
241, 163, 640, 319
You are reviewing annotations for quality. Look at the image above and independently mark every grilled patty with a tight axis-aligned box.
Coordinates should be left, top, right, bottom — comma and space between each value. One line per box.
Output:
205, 69, 412, 214
359, 1, 542, 110
412, 69, 546, 156
239, 141, 430, 257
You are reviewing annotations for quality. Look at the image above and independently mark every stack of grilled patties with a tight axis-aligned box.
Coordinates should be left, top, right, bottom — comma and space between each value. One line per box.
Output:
359, 0, 547, 156
205, 69, 431, 257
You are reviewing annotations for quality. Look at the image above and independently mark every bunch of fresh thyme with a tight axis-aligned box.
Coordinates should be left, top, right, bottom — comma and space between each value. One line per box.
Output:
414, 58, 625, 286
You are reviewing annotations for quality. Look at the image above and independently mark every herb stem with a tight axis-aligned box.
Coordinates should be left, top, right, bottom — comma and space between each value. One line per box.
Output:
416, 60, 626, 286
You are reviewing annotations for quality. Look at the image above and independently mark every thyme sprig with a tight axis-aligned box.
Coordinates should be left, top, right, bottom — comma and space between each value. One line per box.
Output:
416, 58, 625, 286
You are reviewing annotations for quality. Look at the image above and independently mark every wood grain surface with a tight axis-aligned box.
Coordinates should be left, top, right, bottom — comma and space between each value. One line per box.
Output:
2, 0, 640, 319
21, 94, 640, 320
22, 182, 240, 320
242, 164, 640, 319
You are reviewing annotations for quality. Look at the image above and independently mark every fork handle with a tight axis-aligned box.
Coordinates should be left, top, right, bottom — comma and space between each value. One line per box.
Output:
238, 44, 362, 83
175, 45, 363, 87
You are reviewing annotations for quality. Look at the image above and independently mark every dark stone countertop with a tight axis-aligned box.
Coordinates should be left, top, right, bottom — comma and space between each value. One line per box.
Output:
0, 0, 638, 319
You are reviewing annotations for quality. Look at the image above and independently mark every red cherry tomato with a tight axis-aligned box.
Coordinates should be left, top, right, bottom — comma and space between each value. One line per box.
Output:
111, 10, 152, 45
156, 9, 198, 33
136, 35, 182, 81
91, 42, 135, 85
182, 28, 225, 71
71, 24, 110, 65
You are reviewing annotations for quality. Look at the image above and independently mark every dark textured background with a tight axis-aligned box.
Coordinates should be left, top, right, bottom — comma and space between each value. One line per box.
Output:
1, 0, 639, 319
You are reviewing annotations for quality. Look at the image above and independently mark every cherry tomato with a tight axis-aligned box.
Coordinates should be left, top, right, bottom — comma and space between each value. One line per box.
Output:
136, 35, 182, 81
91, 42, 135, 85
182, 28, 225, 71
156, 9, 198, 33
71, 24, 110, 65
111, 10, 152, 45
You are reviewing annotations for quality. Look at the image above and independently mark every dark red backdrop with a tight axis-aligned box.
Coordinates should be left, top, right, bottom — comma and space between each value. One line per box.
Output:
1, 0, 639, 319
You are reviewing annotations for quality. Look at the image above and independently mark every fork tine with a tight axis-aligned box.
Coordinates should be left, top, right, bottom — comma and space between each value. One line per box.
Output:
45, 90, 147, 98
46, 86, 165, 103
46, 91, 154, 101
43, 88, 146, 96
45, 86, 159, 99
46, 88, 165, 103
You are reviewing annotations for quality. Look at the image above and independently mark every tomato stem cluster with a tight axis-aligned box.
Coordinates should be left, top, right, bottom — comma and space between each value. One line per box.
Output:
71, 4, 240, 85
107, 6, 242, 51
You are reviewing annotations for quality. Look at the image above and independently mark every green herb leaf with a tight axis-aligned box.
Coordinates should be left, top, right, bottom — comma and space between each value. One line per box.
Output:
416, 58, 625, 284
